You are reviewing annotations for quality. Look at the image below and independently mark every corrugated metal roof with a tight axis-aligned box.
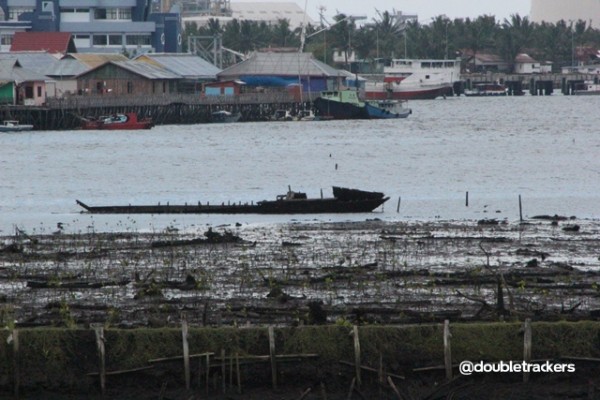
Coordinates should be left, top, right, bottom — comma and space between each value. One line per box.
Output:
218, 52, 345, 78
0, 52, 59, 75
135, 53, 221, 79
68, 53, 129, 68
45, 59, 89, 77
113, 61, 181, 79
0, 59, 48, 83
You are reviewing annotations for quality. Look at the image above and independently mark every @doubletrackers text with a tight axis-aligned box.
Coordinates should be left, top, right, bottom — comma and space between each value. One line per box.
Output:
459, 361, 576, 375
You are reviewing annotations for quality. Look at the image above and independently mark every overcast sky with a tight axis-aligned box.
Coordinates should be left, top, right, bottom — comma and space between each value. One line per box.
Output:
233, 0, 531, 24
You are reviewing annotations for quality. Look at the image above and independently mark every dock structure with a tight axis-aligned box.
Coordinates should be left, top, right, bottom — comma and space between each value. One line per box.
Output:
0, 92, 315, 130
2, 72, 599, 130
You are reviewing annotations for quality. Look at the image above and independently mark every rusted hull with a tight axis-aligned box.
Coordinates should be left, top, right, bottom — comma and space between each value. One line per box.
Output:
76, 197, 389, 214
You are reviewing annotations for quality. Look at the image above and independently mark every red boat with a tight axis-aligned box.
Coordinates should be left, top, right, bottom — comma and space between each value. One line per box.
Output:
80, 113, 154, 130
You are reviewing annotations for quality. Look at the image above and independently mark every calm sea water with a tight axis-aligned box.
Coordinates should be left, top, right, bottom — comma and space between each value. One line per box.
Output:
1, 95, 599, 234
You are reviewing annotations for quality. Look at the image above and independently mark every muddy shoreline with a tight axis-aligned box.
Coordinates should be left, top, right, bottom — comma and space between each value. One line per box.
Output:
1, 218, 600, 328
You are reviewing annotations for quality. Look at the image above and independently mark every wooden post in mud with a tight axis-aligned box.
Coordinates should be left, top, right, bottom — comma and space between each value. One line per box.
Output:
236, 352, 241, 394
519, 195, 523, 222
396, 197, 401, 213
268, 326, 277, 390
523, 318, 532, 383
444, 320, 452, 381
205, 353, 210, 396
92, 325, 106, 395
181, 315, 190, 390
466, 191, 469, 207
353, 325, 362, 389
221, 349, 226, 393
12, 329, 19, 398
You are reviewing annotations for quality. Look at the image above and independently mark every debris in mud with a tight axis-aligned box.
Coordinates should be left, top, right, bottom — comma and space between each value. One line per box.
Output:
562, 224, 581, 232
2, 219, 600, 328
150, 228, 242, 248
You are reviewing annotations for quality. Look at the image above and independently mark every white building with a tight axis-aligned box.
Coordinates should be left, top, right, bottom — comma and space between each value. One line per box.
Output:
183, 1, 315, 30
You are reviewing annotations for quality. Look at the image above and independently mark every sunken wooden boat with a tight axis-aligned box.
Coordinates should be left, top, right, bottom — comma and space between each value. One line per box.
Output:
76, 187, 389, 215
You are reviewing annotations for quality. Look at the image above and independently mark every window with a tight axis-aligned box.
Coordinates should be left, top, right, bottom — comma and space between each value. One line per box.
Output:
37, 86, 42, 97
94, 8, 106, 19
25, 86, 34, 99
93, 35, 107, 45
106, 8, 117, 19
127, 82, 133, 94
126, 35, 151, 46
109, 35, 122, 45
96, 82, 103, 94
119, 8, 131, 20
0, 35, 12, 45
8, 7, 34, 20
162, 82, 166, 93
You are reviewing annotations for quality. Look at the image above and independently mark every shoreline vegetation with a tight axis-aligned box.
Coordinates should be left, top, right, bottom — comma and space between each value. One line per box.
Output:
1, 218, 600, 397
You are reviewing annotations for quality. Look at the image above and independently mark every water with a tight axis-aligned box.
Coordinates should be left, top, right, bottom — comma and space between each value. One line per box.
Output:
1, 95, 599, 234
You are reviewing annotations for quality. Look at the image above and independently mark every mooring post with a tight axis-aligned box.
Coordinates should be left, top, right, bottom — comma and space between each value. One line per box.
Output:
12, 329, 19, 398
523, 318, 532, 383
268, 326, 277, 390
92, 324, 106, 396
396, 196, 401, 213
466, 191, 469, 207
444, 320, 453, 381
181, 314, 190, 390
205, 353, 210, 396
519, 195, 523, 222
221, 349, 226, 393
236, 352, 241, 395
353, 325, 361, 389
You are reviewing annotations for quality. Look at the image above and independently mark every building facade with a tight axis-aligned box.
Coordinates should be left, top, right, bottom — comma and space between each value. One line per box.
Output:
0, 0, 182, 53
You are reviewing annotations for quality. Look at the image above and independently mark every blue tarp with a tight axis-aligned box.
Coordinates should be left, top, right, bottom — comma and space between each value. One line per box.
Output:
240, 76, 300, 87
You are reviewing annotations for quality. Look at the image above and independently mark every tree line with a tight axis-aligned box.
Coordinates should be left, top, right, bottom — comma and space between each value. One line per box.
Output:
183, 12, 600, 72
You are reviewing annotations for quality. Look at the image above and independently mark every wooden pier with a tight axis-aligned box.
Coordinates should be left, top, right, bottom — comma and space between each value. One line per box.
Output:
0, 92, 315, 130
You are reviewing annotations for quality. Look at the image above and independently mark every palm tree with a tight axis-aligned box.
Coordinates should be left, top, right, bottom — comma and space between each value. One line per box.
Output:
498, 14, 534, 71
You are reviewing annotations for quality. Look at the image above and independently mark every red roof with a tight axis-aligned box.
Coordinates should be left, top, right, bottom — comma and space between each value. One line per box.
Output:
10, 32, 76, 54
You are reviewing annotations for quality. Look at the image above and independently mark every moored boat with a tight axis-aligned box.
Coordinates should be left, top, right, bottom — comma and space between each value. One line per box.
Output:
464, 82, 508, 96
572, 81, 600, 95
365, 100, 411, 119
0, 120, 33, 132
364, 58, 460, 100
313, 90, 368, 120
211, 110, 241, 123
80, 113, 154, 130
76, 187, 389, 214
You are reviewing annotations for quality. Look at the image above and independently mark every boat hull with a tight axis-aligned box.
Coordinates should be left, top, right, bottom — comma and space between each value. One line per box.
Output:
313, 97, 369, 120
364, 86, 451, 100
364, 102, 411, 119
80, 113, 154, 130
76, 198, 389, 214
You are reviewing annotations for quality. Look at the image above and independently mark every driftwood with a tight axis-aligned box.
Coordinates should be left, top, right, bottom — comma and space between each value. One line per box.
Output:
339, 360, 405, 380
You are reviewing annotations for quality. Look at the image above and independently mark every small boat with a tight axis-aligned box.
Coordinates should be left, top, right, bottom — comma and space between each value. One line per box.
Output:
365, 100, 411, 119
76, 186, 389, 214
464, 82, 508, 96
80, 113, 154, 130
313, 90, 369, 120
296, 109, 316, 121
572, 81, 600, 95
314, 90, 412, 120
0, 120, 33, 132
271, 109, 293, 121
211, 110, 241, 123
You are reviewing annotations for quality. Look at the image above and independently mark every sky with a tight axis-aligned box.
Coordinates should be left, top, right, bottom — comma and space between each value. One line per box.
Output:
233, 0, 531, 24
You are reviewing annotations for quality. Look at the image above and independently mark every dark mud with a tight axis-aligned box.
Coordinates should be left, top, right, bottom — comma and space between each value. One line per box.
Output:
1, 218, 600, 328
2, 218, 600, 399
